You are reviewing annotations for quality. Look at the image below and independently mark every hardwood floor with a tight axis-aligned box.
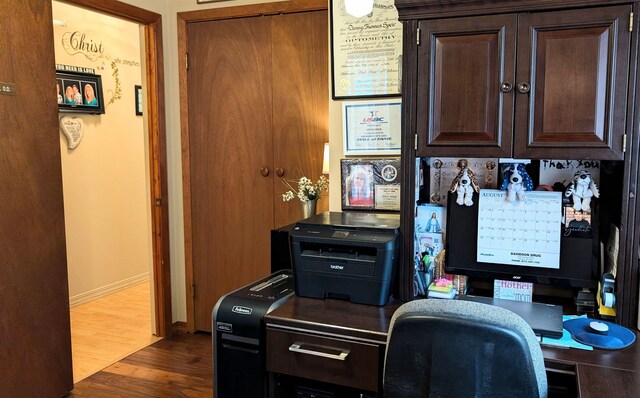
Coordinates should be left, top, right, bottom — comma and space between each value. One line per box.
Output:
69, 332, 213, 397
70, 282, 162, 382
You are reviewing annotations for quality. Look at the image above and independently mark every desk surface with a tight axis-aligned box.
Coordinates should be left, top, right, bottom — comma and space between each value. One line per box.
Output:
265, 296, 640, 397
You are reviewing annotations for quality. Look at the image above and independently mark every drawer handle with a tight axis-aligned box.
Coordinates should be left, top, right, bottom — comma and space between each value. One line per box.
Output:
288, 342, 350, 361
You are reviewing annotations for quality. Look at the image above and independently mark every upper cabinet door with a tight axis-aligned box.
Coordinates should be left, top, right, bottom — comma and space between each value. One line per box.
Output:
417, 14, 517, 158
514, 6, 631, 160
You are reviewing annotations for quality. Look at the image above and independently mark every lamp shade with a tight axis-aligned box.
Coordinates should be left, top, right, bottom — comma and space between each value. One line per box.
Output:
345, 0, 374, 18
322, 143, 330, 174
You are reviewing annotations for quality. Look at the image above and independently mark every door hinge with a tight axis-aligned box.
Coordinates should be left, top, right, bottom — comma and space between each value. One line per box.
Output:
416, 27, 421, 46
192, 283, 197, 299
155, 197, 162, 207
185, 53, 189, 70
414, 133, 418, 150
623, 134, 627, 152
630, 12, 634, 32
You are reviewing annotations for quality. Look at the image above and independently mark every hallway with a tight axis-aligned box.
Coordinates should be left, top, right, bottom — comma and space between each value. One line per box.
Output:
70, 282, 161, 382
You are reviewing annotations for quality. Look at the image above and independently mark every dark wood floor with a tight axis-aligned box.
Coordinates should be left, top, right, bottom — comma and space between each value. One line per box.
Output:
69, 332, 213, 397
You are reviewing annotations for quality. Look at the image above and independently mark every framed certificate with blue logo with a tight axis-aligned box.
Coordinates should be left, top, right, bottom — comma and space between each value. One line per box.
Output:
342, 98, 401, 156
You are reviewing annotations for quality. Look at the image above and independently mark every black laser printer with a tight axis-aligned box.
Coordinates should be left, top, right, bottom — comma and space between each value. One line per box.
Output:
289, 211, 400, 305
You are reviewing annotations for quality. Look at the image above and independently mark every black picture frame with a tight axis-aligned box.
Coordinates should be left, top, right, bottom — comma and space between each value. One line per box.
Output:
341, 158, 401, 211
57, 70, 105, 114
135, 85, 143, 116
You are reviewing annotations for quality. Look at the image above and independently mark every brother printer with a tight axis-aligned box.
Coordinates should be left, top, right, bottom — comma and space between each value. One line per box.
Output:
289, 211, 400, 305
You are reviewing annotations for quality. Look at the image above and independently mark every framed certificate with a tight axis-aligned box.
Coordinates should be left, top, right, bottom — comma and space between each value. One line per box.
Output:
330, 0, 403, 98
342, 99, 401, 156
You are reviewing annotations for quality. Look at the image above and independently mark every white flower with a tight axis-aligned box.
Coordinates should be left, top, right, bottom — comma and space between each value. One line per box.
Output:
281, 174, 329, 202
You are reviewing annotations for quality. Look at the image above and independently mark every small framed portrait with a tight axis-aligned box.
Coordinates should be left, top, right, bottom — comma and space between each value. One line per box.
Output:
341, 158, 401, 211
56, 69, 105, 114
564, 206, 592, 237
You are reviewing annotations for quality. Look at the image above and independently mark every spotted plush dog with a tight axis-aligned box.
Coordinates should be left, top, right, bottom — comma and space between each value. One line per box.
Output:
565, 170, 599, 212
500, 163, 534, 203
450, 167, 480, 206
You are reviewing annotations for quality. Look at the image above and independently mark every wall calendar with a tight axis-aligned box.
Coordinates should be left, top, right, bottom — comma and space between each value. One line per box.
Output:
476, 189, 562, 269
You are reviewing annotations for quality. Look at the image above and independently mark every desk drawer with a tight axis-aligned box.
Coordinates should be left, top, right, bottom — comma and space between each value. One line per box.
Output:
266, 328, 381, 392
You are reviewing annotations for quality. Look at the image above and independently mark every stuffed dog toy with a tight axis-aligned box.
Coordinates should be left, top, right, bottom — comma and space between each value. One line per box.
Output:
450, 166, 480, 206
565, 170, 599, 212
500, 163, 534, 203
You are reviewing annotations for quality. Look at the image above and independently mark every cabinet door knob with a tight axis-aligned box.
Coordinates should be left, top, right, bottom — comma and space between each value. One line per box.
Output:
500, 81, 513, 93
275, 168, 285, 177
517, 82, 531, 93
260, 167, 270, 177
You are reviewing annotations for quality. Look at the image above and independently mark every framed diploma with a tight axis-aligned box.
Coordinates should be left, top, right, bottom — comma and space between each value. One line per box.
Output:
341, 158, 401, 211
330, 0, 403, 99
342, 99, 401, 155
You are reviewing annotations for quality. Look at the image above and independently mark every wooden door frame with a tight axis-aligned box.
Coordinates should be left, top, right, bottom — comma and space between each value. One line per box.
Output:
178, 0, 327, 332
58, 0, 172, 337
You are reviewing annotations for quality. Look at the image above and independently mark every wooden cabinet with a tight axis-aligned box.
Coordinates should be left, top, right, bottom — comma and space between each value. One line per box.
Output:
397, 0, 640, 328
265, 297, 401, 396
266, 328, 381, 392
416, 5, 631, 160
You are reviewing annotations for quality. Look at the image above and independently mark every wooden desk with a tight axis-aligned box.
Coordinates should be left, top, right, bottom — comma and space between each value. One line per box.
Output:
265, 297, 640, 397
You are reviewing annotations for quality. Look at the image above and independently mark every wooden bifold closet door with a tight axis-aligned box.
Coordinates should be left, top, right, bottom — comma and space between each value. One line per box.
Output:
187, 10, 328, 332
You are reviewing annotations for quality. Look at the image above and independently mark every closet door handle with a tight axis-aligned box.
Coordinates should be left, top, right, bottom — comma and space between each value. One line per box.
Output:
275, 168, 285, 177
500, 81, 513, 93
260, 167, 270, 177
517, 82, 531, 94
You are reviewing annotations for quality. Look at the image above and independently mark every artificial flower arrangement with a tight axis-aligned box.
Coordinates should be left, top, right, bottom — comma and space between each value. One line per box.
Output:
281, 175, 329, 202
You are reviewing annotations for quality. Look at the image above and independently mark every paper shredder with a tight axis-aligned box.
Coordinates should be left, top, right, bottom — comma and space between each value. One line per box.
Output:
212, 270, 295, 398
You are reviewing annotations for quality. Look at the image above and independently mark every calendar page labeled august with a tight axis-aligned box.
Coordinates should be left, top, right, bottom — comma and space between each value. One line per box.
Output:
477, 190, 562, 269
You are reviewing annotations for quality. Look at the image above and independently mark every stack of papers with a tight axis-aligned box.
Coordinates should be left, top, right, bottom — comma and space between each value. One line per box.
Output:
427, 282, 456, 299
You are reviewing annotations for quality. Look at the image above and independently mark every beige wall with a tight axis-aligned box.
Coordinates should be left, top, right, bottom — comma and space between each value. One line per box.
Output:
53, 2, 151, 303
117, 0, 342, 323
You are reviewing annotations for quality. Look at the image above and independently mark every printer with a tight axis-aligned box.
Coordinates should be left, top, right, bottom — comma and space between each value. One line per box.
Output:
289, 211, 400, 305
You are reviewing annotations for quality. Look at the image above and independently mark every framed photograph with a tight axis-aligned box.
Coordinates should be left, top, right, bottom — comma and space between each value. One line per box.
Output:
564, 206, 592, 238
57, 70, 105, 114
135, 85, 143, 116
330, 0, 403, 99
341, 158, 401, 211
342, 99, 401, 156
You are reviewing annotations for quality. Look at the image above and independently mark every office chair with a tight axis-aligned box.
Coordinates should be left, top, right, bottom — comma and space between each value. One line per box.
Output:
384, 299, 547, 398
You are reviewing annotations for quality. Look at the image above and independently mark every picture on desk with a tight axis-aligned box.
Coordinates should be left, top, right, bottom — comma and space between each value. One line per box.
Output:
341, 158, 401, 211
564, 207, 592, 238
415, 204, 446, 234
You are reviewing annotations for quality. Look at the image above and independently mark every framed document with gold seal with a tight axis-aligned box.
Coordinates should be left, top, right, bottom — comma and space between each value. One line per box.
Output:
330, 0, 403, 98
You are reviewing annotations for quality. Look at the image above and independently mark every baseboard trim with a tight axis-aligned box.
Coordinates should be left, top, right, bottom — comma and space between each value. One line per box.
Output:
69, 273, 150, 307
172, 321, 189, 335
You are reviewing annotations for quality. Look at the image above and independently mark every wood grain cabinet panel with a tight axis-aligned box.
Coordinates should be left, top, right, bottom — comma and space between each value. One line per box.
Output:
416, 5, 631, 160
266, 328, 381, 392
515, 6, 631, 159
417, 14, 516, 158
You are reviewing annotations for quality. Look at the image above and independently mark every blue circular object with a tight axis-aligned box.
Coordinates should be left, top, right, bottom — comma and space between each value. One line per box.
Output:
564, 318, 636, 350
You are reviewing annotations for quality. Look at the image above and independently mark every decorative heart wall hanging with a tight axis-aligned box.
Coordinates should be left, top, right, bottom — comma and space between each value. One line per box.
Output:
59, 116, 84, 149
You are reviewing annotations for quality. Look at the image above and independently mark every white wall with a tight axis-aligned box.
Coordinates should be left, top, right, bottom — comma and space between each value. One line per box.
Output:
118, 0, 341, 323
53, 2, 151, 303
